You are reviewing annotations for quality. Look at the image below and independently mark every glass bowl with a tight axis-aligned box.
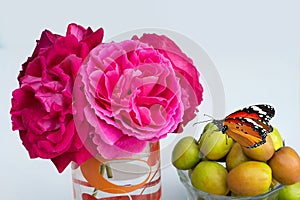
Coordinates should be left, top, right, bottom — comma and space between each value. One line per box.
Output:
177, 169, 284, 200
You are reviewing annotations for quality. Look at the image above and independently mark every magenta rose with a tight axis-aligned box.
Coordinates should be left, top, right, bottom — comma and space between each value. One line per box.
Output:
74, 35, 203, 159
10, 23, 104, 172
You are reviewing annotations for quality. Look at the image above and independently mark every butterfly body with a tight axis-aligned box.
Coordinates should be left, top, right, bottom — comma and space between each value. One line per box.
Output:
212, 104, 275, 148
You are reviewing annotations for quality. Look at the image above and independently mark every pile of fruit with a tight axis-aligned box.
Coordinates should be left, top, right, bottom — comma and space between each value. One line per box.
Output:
172, 122, 300, 199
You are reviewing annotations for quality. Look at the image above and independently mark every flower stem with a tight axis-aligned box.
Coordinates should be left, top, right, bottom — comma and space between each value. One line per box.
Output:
92, 188, 98, 197
106, 164, 113, 178
100, 164, 105, 175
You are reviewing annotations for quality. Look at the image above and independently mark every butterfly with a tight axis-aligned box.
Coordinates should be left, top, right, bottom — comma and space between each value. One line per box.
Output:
196, 104, 275, 148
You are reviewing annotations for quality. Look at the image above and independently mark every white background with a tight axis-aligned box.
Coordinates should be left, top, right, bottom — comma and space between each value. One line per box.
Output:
1, 0, 300, 199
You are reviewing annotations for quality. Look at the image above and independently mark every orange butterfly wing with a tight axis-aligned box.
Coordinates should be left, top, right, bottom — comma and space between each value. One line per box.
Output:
222, 104, 274, 148
224, 121, 266, 148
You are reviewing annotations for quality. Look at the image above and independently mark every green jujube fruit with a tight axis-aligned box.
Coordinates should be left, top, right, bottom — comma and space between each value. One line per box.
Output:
172, 136, 201, 170
268, 126, 284, 151
278, 181, 300, 200
198, 122, 234, 160
190, 161, 229, 195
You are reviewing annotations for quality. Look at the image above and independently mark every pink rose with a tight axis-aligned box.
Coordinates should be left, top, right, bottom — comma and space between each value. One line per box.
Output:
10, 23, 104, 172
133, 34, 203, 131
74, 35, 203, 159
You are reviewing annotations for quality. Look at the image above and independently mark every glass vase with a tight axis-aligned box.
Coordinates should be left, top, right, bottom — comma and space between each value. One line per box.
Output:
72, 141, 161, 200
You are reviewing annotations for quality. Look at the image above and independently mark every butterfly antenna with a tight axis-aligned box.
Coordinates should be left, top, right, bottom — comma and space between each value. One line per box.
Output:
193, 114, 215, 126
203, 114, 215, 119
193, 119, 212, 126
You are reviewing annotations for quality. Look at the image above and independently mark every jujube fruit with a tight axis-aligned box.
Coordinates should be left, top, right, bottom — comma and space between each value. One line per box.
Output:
198, 122, 234, 160
227, 161, 272, 196
226, 142, 251, 171
242, 134, 274, 162
172, 136, 201, 170
268, 127, 283, 151
278, 181, 300, 200
268, 146, 300, 185
191, 161, 229, 195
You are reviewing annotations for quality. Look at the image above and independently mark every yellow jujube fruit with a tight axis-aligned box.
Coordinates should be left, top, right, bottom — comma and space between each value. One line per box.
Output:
227, 161, 272, 196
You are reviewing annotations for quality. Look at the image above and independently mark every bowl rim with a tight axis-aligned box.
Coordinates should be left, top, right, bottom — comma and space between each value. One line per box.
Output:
177, 169, 284, 200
